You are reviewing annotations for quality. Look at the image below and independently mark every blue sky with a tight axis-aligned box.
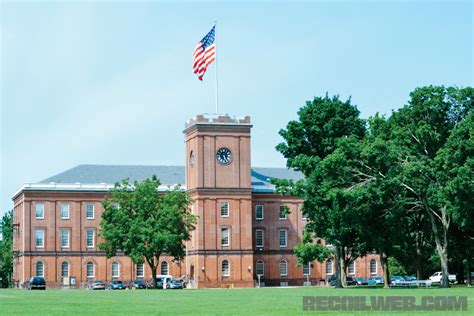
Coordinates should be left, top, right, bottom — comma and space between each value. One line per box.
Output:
1, 1, 472, 215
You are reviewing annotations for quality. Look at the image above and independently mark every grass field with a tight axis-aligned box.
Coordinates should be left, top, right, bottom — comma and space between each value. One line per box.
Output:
0, 286, 473, 315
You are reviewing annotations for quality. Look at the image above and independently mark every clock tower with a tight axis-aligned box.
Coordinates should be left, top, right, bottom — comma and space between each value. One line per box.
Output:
184, 114, 254, 288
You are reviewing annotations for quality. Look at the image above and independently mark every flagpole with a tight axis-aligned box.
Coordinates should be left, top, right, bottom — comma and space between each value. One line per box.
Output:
215, 21, 219, 114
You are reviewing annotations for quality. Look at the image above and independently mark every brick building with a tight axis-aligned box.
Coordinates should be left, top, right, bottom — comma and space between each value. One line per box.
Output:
12, 114, 380, 288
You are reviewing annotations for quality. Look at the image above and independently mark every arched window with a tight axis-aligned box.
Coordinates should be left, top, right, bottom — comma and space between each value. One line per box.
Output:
36, 261, 44, 277
279, 260, 287, 276
86, 262, 94, 278
161, 261, 169, 275
348, 261, 355, 275
256, 260, 264, 276
61, 261, 69, 277
112, 262, 120, 278
325, 260, 333, 275
222, 260, 230, 277
370, 259, 377, 275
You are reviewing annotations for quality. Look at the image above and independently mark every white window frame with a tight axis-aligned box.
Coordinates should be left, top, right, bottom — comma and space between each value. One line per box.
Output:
222, 260, 230, 277
60, 203, 70, 220
35, 203, 45, 219
35, 229, 45, 248
220, 201, 229, 217
370, 259, 377, 275
86, 229, 94, 248
36, 261, 44, 277
86, 262, 94, 278
161, 261, 169, 275
221, 228, 230, 246
86, 203, 95, 219
112, 262, 120, 278
279, 260, 288, 276
326, 260, 333, 275
256, 260, 264, 276
61, 261, 69, 277
279, 229, 287, 248
303, 262, 311, 276
60, 229, 70, 248
255, 205, 264, 220
136, 263, 145, 278
255, 229, 264, 247
279, 205, 288, 220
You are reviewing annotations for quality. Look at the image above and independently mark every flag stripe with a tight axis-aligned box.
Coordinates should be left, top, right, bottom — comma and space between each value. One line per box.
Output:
193, 49, 215, 71
192, 44, 215, 69
192, 25, 216, 81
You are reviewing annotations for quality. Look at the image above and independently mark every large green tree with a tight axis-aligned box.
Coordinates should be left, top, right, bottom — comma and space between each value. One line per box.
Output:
388, 86, 473, 287
276, 94, 367, 288
0, 211, 13, 288
99, 176, 196, 288
434, 111, 474, 286
350, 132, 407, 287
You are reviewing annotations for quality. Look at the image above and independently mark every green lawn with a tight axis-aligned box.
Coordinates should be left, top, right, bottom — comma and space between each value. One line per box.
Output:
0, 286, 473, 315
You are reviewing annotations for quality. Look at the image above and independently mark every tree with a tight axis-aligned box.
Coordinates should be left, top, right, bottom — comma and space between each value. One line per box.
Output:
388, 86, 473, 287
275, 94, 367, 288
435, 112, 474, 286
0, 211, 13, 288
293, 232, 332, 274
99, 176, 196, 288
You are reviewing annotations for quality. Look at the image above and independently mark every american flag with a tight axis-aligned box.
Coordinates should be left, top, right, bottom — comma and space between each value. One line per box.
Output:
193, 25, 216, 81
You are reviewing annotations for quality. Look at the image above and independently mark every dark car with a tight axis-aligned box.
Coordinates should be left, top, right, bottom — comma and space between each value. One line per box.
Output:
129, 279, 147, 289
156, 276, 173, 289
28, 276, 46, 290
390, 276, 405, 284
328, 275, 357, 286
90, 280, 106, 290
355, 277, 369, 285
168, 279, 184, 289
108, 280, 127, 290
405, 275, 416, 281
371, 276, 384, 284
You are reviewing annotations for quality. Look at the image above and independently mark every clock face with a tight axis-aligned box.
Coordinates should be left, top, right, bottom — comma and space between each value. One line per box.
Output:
216, 147, 232, 165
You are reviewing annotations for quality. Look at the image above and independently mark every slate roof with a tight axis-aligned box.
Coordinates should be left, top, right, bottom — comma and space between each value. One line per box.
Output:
38, 164, 303, 193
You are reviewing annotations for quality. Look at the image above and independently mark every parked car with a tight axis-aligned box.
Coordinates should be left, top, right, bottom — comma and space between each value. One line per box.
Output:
355, 277, 368, 285
168, 279, 184, 289
90, 280, 106, 290
371, 276, 384, 284
405, 275, 417, 281
429, 272, 456, 283
390, 276, 405, 284
464, 272, 474, 284
28, 276, 46, 290
328, 275, 357, 286
108, 280, 127, 290
346, 276, 357, 286
129, 279, 147, 289
156, 275, 173, 289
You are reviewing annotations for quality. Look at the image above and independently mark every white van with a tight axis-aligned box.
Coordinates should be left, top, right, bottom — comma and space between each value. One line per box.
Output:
429, 272, 456, 283
156, 275, 173, 289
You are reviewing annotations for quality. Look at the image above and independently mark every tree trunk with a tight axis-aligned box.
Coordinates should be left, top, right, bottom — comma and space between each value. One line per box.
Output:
334, 246, 343, 288
146, 256, 159, 289
427, 207, 450, 288
467, 257, 472, 287
380, 252, 390, 288
151, 265, 158, 289
340, 255, 347, 288
415, 231, 423, 280
439, 246, 450, 288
